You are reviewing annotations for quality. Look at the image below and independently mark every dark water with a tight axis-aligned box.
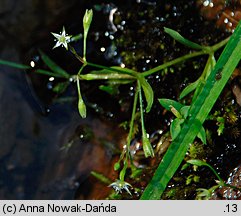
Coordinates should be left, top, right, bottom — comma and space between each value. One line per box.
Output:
0, 0, 241, 199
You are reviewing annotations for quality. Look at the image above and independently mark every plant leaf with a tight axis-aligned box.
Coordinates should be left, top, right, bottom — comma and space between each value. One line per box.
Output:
142, 133, 155, 158
159, 98, 184, 112
78, 97, 87, 118
39, 50, 70, 78
187, 159, 207, 167
138, 76, 154, 113
164, 27, 204, 50
141, 21, 241, 200
91, 171, 111, 185
77, 78, 86, 118
171, 118, 184, 140
99, 85, 119, 95
0, 59, 31, 70
180, 78, 200, 99
180, 106, 190, 119
53, 82, 69, 94
197, 126, 207, 144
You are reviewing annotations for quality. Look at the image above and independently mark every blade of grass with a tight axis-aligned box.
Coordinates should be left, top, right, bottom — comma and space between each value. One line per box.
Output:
141, 21, 241, 200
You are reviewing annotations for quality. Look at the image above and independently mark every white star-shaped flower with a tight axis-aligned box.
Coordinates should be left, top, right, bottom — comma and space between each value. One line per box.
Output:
109, 180, 132, 195
51, 26, 71, 50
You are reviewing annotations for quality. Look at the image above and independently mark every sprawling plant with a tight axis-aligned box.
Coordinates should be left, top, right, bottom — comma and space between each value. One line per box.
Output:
1, 9, 241, 199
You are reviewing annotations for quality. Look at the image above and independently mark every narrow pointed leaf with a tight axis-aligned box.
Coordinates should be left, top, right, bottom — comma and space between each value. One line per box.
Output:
197, 126, 207, 144
180, 106, 190, 119
53, 82, 69, 94
142, 133, 154, 158
180, 78, 200, 99
159, 98, 184, 112
164, 27, 204, 50
35, 69, 66, 78
138, 76, 154, 113
170, 119, 183, 140
39, 50, 70, 78
0, 59, 31, 70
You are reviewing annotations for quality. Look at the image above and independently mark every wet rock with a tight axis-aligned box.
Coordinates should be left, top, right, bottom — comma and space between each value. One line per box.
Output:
211, 165, 241, 200
36, 113, 125, 199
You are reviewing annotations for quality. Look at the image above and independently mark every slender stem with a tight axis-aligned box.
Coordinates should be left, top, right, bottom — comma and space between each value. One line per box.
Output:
119, 85, 138, 181
79, 73, 135, 80
76, 77, 82, 98
224, 183, 241, 192
210, 36, 230, 52
126, 83, 139, 154
142, 51, 204, 76
83, 32, 87, 62
138, 81, 145, 134
69, 45, 85, 64
87, 62, 138, 76
142, 37, 229, 77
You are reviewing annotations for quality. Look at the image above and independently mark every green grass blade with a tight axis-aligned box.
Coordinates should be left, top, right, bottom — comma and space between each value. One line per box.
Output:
141, 21, 241, 200
164, 27, 204, 50
39, 50, 70, 78
0, 59, 31, 70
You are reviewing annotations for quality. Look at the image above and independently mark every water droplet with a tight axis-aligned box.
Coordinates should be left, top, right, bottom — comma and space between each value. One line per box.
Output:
47, 82, 53, 90
49, 77, 55, 82
30, 60, 35, 68
100, 47, 106, 52
224, 18, 229, 24
120, 63, 125, 68
203, 0, 209, 7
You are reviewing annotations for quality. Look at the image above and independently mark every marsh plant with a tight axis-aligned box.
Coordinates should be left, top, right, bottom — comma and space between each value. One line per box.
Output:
1, 9, 241, 199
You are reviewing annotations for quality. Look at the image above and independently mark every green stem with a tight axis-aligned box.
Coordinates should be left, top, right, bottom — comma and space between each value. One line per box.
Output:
224, 183, 241, 193
210, 36, 230, 52
142, 51, 204, 76
138, 81, 146, 135
142, 37, 229, 77
87, 62, 138, 76
79, 73, 135, 80
119, 83, 139, 181
83, 33, 87, 62
205, 163, 224, 184
69, 45, 85, 64
126, 83, 139, 156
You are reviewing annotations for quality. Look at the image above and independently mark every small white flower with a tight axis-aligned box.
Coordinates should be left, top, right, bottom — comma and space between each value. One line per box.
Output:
51, 26, 71, 50
109, 180, 132, 195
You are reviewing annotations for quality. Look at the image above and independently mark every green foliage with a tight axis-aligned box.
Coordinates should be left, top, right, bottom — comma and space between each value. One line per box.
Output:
91, 171, 112, 185
0, 59, 31, 70
1, 9, 240, 200
164, 27, 204, 50
141, 21, 241, 199
77, 77, 86, 118
39, 50, 70, 78
83, 9, 93, 61
158, 99, 206, 143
